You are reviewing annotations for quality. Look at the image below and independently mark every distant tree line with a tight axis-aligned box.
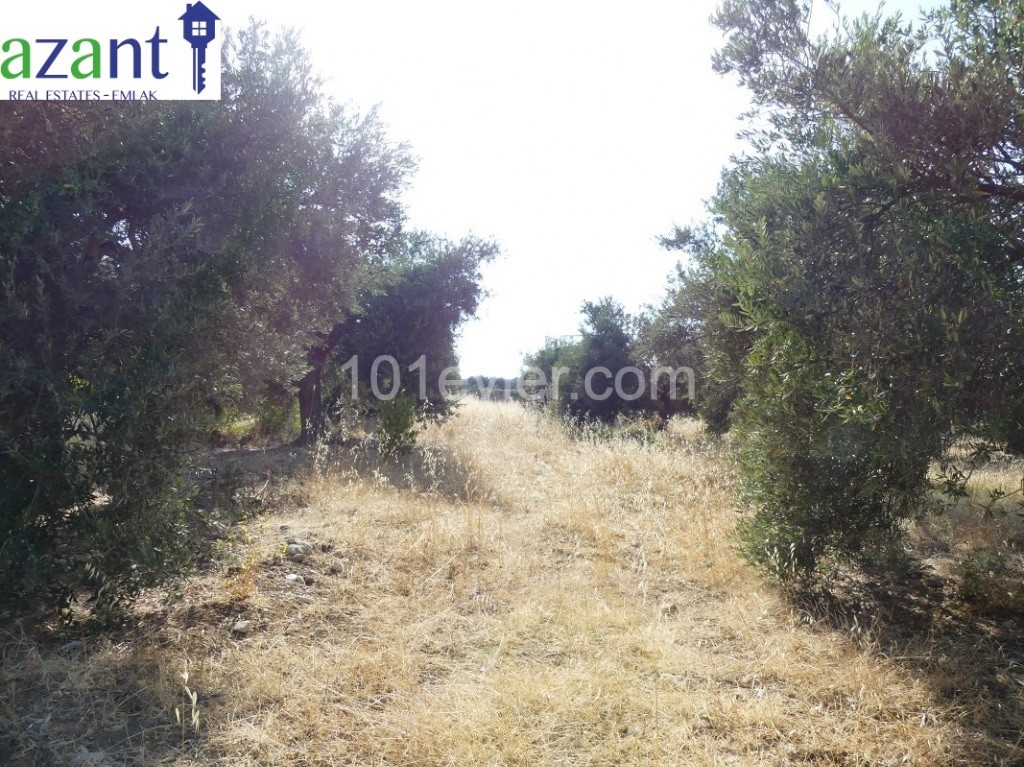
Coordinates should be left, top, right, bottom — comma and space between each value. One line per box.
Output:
524, 297, 697, 423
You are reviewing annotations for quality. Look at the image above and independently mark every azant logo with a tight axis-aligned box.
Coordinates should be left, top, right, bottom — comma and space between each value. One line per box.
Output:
2, 1, 221, 100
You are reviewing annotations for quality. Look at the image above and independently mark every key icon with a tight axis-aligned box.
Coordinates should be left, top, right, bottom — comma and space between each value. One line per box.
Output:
179, 3, 220, 95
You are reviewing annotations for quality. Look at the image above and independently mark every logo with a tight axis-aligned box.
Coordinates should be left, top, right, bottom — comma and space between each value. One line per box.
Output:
179, 2, 219, 94
2, 1, 223, 100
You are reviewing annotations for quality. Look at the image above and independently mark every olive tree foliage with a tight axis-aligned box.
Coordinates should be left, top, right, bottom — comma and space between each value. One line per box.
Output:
307, 233, 497, 438
526, 297, 655, 423
696, 0, 1024, 579
636, 226, 749, 431
523, 335, 582, 410
223, 26, 412, 412
0, 24, 411, 616
574, 298, 643, 421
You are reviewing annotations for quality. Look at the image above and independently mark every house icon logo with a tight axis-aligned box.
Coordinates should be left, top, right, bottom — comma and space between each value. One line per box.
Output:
179, 2, 219, 94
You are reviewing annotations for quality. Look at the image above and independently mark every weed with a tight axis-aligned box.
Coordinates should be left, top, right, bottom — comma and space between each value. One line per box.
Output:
175, 665, 201, 751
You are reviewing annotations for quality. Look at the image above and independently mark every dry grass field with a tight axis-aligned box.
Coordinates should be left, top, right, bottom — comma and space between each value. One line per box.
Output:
2, 400, 1022, 766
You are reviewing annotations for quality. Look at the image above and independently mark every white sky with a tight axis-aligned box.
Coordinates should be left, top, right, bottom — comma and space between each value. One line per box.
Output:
238, 0, 936, 377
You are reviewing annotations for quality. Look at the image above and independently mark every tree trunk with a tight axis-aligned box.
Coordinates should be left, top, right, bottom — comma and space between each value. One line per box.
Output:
294, 323, 347, 446
296, 352, 326, 445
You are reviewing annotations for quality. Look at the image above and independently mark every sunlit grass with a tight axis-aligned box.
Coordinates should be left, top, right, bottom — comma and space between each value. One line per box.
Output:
1, 400, 1017, 765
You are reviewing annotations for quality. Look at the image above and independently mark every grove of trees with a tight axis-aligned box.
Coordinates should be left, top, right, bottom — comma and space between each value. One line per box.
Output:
0, 24, 490, 616
6, 0, 1023, 619
653, 0, 1024, 579
525, 296, 697, 423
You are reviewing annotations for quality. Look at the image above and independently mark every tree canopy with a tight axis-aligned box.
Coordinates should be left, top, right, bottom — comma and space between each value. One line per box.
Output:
0, 23, 413, 615
684, 0, 1024, 577
317, 232, 498, 429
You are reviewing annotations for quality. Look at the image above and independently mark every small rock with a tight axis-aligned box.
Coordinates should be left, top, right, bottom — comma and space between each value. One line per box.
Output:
230, 620, 253, 636
286, 541, 313, 562
71, 747, 106, 765
329, 562, 346, 575
303, 575, 315, 586
59, 639, 85, 653
284, 573, 303, 583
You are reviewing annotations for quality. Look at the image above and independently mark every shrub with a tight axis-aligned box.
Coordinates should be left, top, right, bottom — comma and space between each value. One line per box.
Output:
959, 548, 1024, 616
378, 396, 419, 456
253, 393, 300, 442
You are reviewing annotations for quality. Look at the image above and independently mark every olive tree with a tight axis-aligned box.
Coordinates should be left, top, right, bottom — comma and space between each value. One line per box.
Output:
0, 24, 411, 616
692, 0, 1024, 578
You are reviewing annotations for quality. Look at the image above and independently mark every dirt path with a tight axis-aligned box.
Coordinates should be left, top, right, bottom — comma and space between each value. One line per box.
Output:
2, 401, 1016, 765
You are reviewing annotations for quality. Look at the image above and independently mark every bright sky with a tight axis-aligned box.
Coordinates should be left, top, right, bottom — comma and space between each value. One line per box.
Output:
239, 0, 936, 377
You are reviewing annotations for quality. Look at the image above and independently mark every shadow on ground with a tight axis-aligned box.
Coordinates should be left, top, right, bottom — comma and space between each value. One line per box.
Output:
0, 625, 200, 766
0, 434, 507, 766
795, 566, 1024, 764
206, 436, 505, 509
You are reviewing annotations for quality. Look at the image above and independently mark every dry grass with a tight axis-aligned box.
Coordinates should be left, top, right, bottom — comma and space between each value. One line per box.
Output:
2, 400, 1021, 765
915, 453, 1024, 554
